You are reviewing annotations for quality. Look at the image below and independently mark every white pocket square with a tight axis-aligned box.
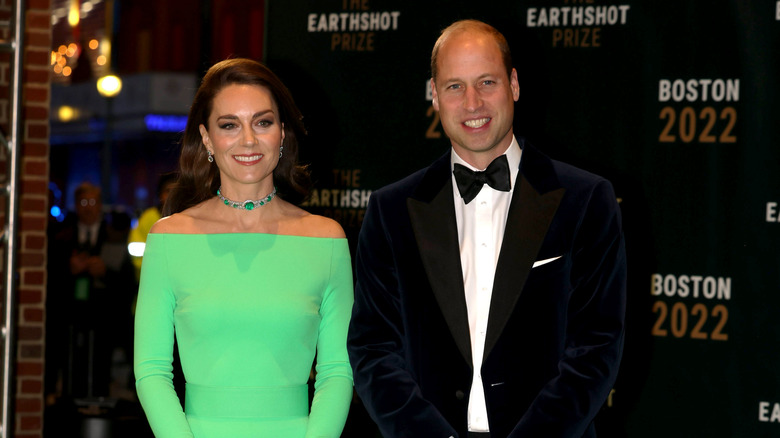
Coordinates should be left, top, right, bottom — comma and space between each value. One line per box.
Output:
532, 255, 562, 268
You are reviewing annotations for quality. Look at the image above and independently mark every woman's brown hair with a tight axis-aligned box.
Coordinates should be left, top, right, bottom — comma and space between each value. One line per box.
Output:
164, 58, 311, 216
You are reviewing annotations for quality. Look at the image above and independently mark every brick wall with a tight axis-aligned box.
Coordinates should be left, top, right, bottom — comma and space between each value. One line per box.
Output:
0, 0, 53, 437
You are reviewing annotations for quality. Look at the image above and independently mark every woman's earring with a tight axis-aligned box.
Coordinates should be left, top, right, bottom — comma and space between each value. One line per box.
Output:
207, 150, 214, 163
279, 145, 284, 159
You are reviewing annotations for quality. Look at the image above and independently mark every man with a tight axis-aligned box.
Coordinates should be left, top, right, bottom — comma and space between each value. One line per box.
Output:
46, 182, 137, 402
348, 19, 626, 438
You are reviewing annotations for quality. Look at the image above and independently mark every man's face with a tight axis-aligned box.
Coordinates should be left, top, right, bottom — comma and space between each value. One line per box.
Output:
76, 189, 102, 225
431, 30, 519, 167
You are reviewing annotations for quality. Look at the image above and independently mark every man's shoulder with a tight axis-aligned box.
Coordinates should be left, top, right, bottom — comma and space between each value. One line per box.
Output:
544, 156, 619, 211
372, 152, 450, 202
550, 158, 608, 186
374, 167, 428, 199
521, 140, 611, 192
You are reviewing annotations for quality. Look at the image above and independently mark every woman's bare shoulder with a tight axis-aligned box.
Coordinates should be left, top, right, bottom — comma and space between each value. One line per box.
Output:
282, 204, 345, 238
149, 204, 210, 234
300, 214, 346, 238
149, 213, 189, 234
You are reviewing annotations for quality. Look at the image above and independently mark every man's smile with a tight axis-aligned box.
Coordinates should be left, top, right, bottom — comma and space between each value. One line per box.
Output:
463, 117, 491, 129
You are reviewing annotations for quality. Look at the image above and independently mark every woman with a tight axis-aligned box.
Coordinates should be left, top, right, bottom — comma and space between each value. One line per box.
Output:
134, 58, 353, 437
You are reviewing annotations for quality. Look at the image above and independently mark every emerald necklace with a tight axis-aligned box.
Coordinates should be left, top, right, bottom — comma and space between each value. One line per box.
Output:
216, 186, 277, 211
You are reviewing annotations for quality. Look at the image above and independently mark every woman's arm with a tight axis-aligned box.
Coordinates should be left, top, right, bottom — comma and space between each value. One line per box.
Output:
306, 238, 354, 438
134, 233, 194, 437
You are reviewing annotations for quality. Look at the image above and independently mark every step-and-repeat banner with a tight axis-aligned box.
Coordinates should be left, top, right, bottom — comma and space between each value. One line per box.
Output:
264, 1, 780, 436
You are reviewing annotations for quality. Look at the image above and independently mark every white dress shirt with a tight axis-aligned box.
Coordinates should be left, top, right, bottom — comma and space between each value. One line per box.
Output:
78, 222, 100, 247
451, 136, 522, 432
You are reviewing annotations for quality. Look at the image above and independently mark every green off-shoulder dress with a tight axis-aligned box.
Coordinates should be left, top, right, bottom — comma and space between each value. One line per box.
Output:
134, 233, 354, 437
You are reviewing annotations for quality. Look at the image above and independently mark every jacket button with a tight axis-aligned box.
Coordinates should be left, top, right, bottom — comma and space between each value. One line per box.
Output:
455, 390, 465, 400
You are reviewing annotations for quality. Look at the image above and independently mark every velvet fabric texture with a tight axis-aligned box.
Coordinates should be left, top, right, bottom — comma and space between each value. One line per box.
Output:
348, 139, 626, 438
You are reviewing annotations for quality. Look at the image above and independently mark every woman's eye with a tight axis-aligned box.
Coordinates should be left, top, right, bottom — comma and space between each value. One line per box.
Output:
219, 123, 235, 130
257, 119, 273, 128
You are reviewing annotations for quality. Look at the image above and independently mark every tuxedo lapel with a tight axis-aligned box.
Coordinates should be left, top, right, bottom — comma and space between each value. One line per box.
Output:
407, 155, 473, 367
484, 156, 565, 360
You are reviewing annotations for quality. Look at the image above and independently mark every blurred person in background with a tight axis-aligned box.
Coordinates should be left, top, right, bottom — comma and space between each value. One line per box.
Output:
46, 181, 137, 405
128, 172, 178, 280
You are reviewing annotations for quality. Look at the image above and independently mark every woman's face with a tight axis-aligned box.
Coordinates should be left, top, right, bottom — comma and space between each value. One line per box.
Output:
199, 83, 284, 193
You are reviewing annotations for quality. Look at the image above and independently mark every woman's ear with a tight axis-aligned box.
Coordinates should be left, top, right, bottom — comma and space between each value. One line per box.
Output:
199, 124, 211, 150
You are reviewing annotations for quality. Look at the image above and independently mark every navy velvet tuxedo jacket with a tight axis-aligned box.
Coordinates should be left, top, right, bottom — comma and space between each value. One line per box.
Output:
348, 139, 627, 438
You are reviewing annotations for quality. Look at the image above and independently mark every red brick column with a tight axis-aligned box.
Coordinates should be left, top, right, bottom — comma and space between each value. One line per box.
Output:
6, 0, 52, 437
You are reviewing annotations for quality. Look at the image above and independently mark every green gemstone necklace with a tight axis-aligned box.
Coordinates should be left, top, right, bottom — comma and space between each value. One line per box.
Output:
216, 186, 277, 211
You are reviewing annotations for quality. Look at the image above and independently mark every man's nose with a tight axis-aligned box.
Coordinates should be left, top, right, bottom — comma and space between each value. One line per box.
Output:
463, 87, 482, 112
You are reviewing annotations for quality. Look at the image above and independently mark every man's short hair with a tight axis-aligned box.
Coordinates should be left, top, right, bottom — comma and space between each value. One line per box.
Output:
430, 19, 513, 82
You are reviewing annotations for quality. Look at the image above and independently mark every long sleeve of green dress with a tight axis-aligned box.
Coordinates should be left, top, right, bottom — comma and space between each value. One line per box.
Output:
134, 233, 354, 437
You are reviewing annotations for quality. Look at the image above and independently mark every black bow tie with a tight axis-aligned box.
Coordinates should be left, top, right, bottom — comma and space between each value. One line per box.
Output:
452, 155, 511, 204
